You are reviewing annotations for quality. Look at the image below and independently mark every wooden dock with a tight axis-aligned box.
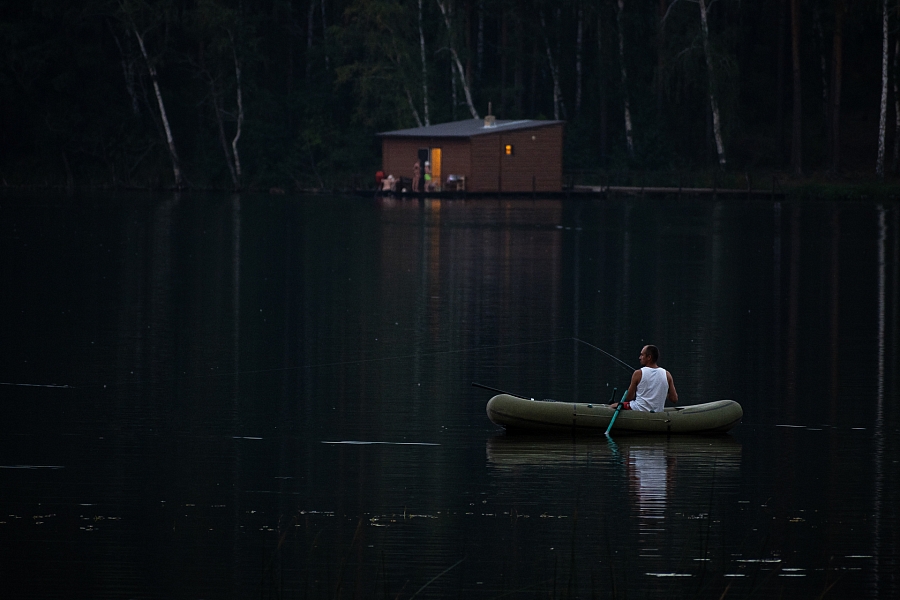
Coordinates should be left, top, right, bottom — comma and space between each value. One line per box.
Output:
360, 184, 785, 200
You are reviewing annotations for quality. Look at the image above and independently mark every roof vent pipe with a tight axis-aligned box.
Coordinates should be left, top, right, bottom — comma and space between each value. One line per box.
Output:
484, 101, 496, 127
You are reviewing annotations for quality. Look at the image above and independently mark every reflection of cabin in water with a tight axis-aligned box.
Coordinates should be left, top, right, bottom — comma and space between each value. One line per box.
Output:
377, 116, 564, 193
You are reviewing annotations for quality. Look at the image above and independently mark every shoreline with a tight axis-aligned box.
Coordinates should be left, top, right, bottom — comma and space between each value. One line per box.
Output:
4, 171, 900, 200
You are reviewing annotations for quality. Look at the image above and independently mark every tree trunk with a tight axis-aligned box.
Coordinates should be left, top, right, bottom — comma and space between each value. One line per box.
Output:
530, 40, 537, 117
615, 0, 634, 159
599, 12, 608, 162
575, 4, 583, 116
555, 7, 563, 113
464, 1, 472, 90
405, 86, 424, 127
776, 0, 786, 163
698, 0, 726, 166
231, 46, 243, 188
306, 0, 314, 80
109, 25, 140, 115
790, 0, 802, 175
830, 0, 844, 172
813, 5, 828, 123
436, 0, 479, 119
418, 0, 430, 125
213, 87, 239, 189
514, 16, 523, 114
540, 11, 565, 121
320, 0, 328, 69
477, 0, 484, 82
501, 12, 508, 113
877, 0, 888, 179
894, 3, 900, 172
132, 27, 183, 188
893, 35, 900, 172
656, 0, 665, 117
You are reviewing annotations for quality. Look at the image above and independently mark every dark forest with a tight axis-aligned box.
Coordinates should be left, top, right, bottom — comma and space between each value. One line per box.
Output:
0, 0, 895, 191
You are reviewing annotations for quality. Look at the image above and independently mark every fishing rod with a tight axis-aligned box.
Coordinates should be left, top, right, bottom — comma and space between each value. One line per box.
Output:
471, 382, 532, 400
573, 338, 633, 433
572, 338, 634, 374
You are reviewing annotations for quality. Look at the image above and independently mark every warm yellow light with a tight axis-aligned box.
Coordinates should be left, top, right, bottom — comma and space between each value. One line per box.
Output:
505, 144, 513, 156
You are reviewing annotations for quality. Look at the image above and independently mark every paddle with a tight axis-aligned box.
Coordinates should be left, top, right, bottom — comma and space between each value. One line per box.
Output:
605, 390, 628, 436
471, 382, 532, 400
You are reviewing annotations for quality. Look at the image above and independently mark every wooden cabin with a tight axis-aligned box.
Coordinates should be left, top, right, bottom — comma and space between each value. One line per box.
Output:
377, 117, 564, 193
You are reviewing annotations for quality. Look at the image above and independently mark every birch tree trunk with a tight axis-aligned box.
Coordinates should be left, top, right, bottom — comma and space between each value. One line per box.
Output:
876, 0, 889, 179
213, 88, 239, 189
132, 26, 184, 188
540, 11, 565, 121
435, 0, 479, 119
231, 46, 243, 187
615, 0, 634, 159
418, 0, 430, 125
698, 0, 726, 166
405, 86, 424, 127
830, 0, 844, 172
790, 0, 802, 175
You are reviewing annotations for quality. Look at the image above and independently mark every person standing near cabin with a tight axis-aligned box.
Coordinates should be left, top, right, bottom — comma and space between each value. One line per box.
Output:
610, 345, 678, 412
423, 161, 434, 191
412, 161, 421, 192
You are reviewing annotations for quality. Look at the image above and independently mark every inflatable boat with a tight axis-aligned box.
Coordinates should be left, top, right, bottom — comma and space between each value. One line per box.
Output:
485, 394, 743, 434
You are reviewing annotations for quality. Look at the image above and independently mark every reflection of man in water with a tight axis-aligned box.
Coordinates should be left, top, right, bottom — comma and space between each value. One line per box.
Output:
610, 345, 678, 412
628, 445, 669, 521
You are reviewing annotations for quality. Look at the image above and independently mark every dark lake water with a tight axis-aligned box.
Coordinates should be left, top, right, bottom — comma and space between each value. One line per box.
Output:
1, 191, 898, 599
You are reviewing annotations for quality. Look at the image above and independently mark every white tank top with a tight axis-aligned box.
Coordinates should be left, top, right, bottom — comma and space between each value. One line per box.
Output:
630, 367, 668, 412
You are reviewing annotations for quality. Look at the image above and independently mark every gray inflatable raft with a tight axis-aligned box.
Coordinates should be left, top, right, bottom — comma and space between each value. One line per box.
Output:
486, 394, 743, 434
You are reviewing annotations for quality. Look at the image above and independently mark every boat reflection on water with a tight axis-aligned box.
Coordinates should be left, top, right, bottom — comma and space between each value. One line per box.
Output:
486, 433, 741, 473
486, 433, 742, 523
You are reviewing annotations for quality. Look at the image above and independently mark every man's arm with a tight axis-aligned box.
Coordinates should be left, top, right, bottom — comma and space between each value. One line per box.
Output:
625, 369, 642, 400
666, 371, 678, 404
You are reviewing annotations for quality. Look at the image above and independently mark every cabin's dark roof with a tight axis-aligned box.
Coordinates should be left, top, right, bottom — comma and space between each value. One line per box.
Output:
377, 118, 564, 138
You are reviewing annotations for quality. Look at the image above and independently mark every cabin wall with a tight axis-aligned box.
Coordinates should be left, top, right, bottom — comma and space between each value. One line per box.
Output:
381, 138, 470, 188
468, 136, 499, 192
458, 125, 565, 192
498, 124, 564, 192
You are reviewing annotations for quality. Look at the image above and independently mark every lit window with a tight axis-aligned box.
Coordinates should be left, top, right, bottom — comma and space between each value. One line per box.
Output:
505, 144, 514, 156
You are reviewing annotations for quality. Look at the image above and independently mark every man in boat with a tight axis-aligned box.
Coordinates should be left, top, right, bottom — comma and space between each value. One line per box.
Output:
609, 345, 678, 412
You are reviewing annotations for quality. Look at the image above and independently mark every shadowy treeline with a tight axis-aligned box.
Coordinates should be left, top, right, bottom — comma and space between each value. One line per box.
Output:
0, 0, 894, 191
